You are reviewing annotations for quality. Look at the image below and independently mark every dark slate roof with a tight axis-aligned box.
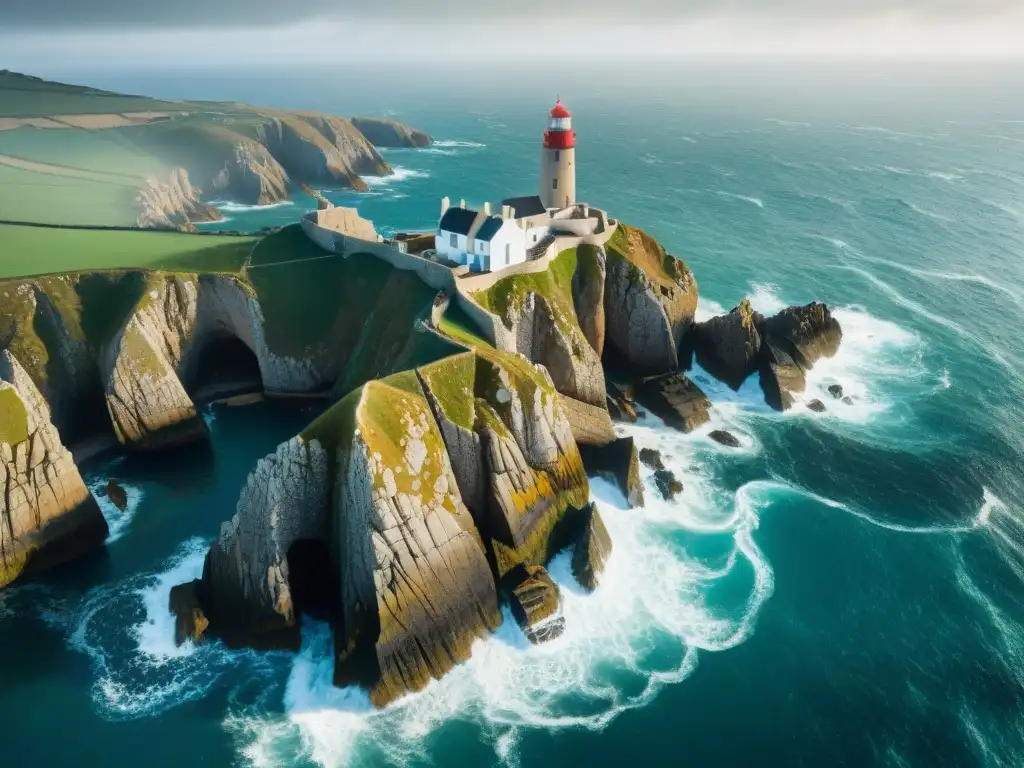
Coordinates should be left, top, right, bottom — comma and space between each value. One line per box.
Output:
475, 217, 504, 242
502, 195, 547, 218
439, 207, 479, 235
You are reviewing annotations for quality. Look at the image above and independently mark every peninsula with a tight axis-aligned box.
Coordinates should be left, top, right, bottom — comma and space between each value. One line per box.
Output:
0, 85, 844, 707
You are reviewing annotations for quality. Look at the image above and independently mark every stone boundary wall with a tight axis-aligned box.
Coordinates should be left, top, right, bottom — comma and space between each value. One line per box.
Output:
300, 213, 515, 352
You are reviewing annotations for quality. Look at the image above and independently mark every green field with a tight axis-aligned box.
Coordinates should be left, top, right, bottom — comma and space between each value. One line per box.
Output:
0, 224, 258, 278
0, 164, 140, 227
0, 71, 180, 118
0, 127, 168, 180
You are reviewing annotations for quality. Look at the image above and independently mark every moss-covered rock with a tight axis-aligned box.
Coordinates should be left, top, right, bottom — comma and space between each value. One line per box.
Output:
603, 225, 698, 375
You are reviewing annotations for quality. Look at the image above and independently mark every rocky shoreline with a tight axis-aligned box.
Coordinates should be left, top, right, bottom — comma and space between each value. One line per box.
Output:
0, 219, 843, 704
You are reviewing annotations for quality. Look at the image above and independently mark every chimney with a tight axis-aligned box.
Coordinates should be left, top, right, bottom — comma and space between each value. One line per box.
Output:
441, 196, 450, 216
501, 205, 510, 220
508, 206, 516, 220
484, 202, 492, 216
460, 199, 466, 209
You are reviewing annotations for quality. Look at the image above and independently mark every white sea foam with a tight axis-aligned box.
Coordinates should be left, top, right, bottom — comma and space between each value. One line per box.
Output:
764, 118, 812, 128
432, 140, 486, 149
210, 200, 296, 213
234, 423, 778, 767
87, 476, 144, 543
715, 191, 765, 209
904, 200, 953, 223
364, 167, 428, 186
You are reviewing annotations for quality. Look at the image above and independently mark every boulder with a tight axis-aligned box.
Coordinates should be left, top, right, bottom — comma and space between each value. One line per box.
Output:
169, 579, 210, 646
758, 340, 806, 412
578, 436, 644, 508
692, 299, 763, 389
0, 351, 109, 589
843, 396, 854, 406
708, 430, 741, 448
762, 302, 842, 371
105, 480, 128, 512
828, 384, 844, 400
508, 564, 565, 644
635, 373, 711, 433
638, 447, 665, 471
653, 470, 683, 501
807, 399, 827, 413
570, 504, 613, 592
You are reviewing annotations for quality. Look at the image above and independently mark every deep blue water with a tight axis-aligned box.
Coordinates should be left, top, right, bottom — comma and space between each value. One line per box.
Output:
2, 63, 1024, 767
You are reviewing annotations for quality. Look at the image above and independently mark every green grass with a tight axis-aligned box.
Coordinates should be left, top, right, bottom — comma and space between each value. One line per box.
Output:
605, 224, 688, 288
0, 165, 140, 227
0, 224, 256, 279
437, 302, 488, 347
473, 248, 581, 339
0, 386, 29, 446
417, 353, 477, 431
247, 224, 329, 267
0, 71, 179, 117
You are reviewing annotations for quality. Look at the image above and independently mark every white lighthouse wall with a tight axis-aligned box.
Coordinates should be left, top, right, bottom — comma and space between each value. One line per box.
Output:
540, 146, 576, 210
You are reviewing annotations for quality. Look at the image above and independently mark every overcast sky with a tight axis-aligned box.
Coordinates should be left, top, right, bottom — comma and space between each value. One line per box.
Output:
1, 0, 1022, 68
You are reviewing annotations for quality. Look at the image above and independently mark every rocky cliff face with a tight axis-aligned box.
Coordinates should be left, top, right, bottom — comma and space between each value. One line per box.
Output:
691, 299, 763, 390
0, 351, 107, 588
209, 140, 290, 206
136, 168, 222, 232
351, 117, 433, 148
604, 226, 698, 375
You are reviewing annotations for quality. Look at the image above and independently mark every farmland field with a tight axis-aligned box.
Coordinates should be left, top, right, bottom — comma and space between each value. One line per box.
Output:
0, 224, 258, 278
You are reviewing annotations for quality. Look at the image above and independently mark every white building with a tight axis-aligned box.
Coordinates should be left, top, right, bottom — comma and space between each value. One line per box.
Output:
435, 196, 551, 272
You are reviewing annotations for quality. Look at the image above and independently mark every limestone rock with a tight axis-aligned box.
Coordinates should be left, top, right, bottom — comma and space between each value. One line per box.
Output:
654, 469, 683, 501
560, 395, 617, 447
256, 116, 369, 191
508, 564, 564, 644
209, 139, 290, 205
578, 436, 644, 508
758, 339, 807, 412
300, 115, 392, 177
169, 580, 210, 646
693, 299, 763, 390
136, 167, 221, 231
572, 244, 607, 357
99, 276, 206, 450
709, 430, 741, 448
638, 447, 665, 471
0, 351, 108, 589
604, 226, 698, 375
570, 504, 613, 592
351, 117, 433, 148
200, 436, 329, 646
635, 373, 712, 433
334, 375, 500, 707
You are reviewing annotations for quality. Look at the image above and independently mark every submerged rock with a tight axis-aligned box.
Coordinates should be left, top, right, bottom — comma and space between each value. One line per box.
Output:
653, 469, 683, 501
843, 396, 855, 406
638, 447, 665, 471
708, 430, 741, 448
104, 480, 128, 512
570, 503, 613, 592
692, 299, 763, 390
508, 564, 564, 644
635, 373, 711, 433
578, 436, 644, 508
0, 351, 109, 590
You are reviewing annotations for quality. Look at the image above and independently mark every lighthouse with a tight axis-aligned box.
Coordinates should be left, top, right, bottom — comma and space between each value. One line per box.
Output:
540, 98, 576, 210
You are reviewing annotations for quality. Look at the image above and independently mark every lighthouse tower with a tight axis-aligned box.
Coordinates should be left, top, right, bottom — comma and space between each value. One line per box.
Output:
540, 98, 576, 210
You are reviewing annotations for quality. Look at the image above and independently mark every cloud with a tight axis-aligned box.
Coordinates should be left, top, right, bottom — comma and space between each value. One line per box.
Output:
1, 0, 1020, 29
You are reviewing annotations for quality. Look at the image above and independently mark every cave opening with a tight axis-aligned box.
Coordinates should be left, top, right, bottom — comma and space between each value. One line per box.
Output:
187, 336, 263, 400
286, 539, 338, 623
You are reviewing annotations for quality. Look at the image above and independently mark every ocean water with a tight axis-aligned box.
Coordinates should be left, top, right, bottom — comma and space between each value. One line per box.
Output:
2, 63, 1024, 767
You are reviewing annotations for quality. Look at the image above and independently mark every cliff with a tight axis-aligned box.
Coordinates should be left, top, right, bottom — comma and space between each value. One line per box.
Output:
0, 350, 108, 588
350, 117, 433, 148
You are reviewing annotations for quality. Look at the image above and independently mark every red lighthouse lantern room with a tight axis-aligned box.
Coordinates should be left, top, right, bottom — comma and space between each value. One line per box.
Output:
544, 99, 576, 150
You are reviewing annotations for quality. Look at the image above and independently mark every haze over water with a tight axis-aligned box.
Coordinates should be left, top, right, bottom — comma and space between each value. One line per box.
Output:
2, 62, 1024, 767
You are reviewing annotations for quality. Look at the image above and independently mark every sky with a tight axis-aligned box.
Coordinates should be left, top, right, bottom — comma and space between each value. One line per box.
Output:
1, 0, 1023, 69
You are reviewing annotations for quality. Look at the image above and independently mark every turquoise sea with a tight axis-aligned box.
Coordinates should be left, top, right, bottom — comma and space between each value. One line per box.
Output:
2, 63, 1024, 767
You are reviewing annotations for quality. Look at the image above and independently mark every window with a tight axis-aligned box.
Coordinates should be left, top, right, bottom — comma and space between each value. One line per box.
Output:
505, 243, 511, 265
552, 178, 558, 190
450, 233, 457, 249
554, 150, 560, 162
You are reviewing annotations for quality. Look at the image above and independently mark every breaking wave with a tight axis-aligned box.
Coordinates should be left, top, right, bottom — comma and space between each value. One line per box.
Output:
364, 166, 429, 186
715, 191, 765, 208
87, 474, 145, 544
